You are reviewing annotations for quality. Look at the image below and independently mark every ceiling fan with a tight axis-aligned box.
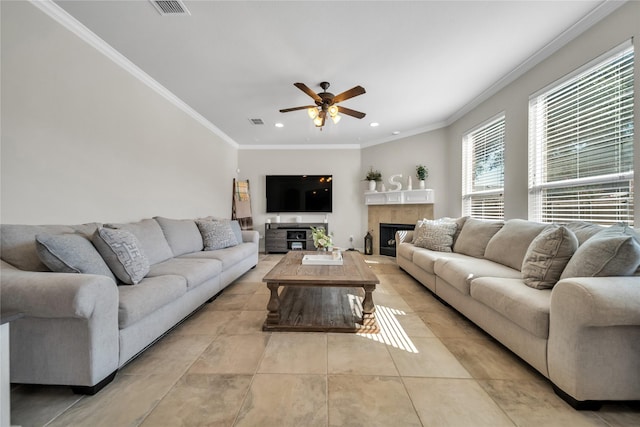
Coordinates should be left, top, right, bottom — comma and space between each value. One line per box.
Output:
279, 82, 366, 128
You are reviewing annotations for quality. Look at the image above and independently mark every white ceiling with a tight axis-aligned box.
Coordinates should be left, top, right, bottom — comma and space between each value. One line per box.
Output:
54, 0, 618, 148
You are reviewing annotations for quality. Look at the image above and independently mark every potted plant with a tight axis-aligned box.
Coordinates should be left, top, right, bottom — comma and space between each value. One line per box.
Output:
416, 165, 428, 189
365, 166, 382, 192
310, 226, 333, 251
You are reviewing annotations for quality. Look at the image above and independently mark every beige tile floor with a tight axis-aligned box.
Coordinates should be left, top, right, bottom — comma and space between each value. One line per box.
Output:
10, 254, 640, 427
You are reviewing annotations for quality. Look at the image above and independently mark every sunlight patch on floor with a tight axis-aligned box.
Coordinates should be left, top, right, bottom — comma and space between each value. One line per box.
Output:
357, 302, 418, 353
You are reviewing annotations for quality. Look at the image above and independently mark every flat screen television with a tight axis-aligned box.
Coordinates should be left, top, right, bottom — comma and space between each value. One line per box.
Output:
266, 175, 332, 213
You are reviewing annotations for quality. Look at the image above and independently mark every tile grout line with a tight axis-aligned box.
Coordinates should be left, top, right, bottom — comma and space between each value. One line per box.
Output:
230, 282, 272, 426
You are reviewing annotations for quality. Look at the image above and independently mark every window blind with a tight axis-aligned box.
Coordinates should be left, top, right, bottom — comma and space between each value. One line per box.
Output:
462, 115, 505, 220
529, 43, 634, 225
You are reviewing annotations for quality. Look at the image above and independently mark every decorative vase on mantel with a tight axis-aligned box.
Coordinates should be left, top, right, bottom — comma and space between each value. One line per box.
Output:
419, 180, 426, 189
368, 180, 377, 192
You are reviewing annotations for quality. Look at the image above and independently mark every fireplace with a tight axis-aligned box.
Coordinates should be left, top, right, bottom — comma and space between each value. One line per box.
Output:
367, 203, 433, 255
379, 223, 415, 256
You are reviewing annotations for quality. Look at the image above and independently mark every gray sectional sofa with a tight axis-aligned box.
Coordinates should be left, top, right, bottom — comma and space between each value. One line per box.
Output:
0, 216, 259, 393
396, 217, 640, 409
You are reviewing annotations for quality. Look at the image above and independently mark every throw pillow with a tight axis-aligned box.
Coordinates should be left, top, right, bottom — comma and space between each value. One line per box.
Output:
104, 219, 173, 265
35, 233, 116, 282
92, 227, 150, 285
412, 221, 458, 252
521, 225, 578, 289
453, 218, 504, 259
230, 220, 243, 244
560, 224, 640, 279
195, 220, 239, 251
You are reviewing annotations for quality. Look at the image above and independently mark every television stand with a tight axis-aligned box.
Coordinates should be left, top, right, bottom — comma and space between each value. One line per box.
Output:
265, 222, 328, 254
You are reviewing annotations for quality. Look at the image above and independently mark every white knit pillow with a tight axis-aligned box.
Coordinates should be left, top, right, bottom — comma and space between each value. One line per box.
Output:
413, 221, 458, 252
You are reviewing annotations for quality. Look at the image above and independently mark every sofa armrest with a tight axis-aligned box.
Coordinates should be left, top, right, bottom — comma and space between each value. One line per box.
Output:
242, 230, 260, 244
548, 276, 640, 402
396, 230, 414, 244
1, 261, 120, 388
1, 264, 117, 319
551, 277, 640, 327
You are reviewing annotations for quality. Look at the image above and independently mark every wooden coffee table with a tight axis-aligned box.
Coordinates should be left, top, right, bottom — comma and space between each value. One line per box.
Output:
262, 251, 380, 333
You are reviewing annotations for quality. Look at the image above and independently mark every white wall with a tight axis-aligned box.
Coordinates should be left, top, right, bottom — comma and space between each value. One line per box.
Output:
445, 1, 640, 224
360, 128, 450, 217
238, 148, 363, 250
1, 1, 237, 225
3, 1, 638, 231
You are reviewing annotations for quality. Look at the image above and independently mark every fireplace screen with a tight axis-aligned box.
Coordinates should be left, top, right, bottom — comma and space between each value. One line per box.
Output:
379, 223, 415, 256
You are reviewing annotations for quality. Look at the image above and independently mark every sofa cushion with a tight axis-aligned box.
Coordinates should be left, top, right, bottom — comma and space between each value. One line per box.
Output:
195, 220, 238, 250
413, 221, 458, 252
35, 233, 116, 282
434, 257, 521, 295
453, 218, 503, 259
521, 225, 578, 289
484, 219, 547, 270
154, 216, 204, 257
413, 249, 468, 274
180, 242, 255, 269
117, 274, 187, 328
147, 258, 222, 290
0, 223, 99, 271
470, 277, 551, 339
92, 227, 150, 285
561, 224, 640, 279
105, 219, 173, 265
563, 221, 605, 245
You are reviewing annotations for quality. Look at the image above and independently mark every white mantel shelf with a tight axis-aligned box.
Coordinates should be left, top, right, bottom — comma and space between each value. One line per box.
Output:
364, 189, 434, 205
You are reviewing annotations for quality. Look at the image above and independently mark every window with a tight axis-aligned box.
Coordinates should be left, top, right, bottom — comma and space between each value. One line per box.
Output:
462, 115, 505, 220
529, 42, 634, 225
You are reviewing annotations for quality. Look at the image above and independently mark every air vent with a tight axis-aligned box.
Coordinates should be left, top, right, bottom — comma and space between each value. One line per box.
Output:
150, 0, 191, 15
249, 118, 265, 125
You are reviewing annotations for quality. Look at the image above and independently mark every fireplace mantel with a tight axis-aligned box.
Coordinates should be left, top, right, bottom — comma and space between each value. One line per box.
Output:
364, 189, 434, 205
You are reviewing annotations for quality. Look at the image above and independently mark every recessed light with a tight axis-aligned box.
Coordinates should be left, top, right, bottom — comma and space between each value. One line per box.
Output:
370, 122, 379, 127
275, 123, 284, 128
392, 131, 401, 135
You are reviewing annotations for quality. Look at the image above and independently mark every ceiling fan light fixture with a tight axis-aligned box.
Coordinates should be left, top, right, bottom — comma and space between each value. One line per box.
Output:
280, 82, 366, 129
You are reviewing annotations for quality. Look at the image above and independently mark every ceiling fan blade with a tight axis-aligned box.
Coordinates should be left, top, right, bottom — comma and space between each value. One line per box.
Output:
294, 83, 322, 103
279, 105, 316, 113
333, 85, 366, 103
338, 106, 366, 119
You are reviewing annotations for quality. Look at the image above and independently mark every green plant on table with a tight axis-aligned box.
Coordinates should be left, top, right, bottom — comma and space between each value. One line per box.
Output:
310, 226, 333, 249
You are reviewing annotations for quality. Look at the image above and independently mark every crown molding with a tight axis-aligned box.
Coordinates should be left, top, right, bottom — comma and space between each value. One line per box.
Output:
29, 0, 239, 149
446, 0, 627, 126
